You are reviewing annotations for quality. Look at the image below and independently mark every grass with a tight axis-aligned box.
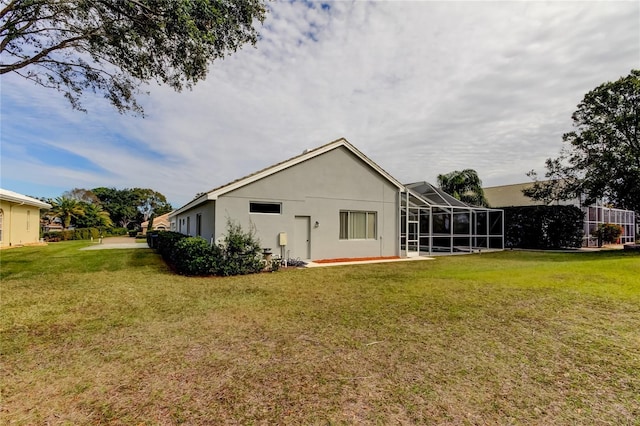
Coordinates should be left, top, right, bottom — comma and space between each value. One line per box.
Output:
1, 242, 639, 424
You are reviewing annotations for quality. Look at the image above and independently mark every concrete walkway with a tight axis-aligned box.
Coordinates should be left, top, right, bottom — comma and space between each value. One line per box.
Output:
306, 256, 434, 268
79, 236, 149, 250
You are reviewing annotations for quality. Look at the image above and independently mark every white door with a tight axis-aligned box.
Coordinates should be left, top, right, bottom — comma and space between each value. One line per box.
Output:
294, 216, 311, 259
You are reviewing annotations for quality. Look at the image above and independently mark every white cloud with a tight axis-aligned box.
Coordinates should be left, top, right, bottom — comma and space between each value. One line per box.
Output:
1, 0, 638, 207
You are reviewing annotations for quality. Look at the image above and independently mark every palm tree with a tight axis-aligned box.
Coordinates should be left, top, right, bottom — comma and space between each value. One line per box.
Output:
76, 202, 113, 228
50, 196, 85, 229
437, 169, 489, 207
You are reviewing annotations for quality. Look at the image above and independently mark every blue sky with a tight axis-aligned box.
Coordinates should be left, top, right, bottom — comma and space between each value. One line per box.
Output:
1, 0, 639, 208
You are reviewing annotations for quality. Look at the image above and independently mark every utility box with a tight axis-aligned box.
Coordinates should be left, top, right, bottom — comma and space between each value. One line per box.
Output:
279, 232, 287, 246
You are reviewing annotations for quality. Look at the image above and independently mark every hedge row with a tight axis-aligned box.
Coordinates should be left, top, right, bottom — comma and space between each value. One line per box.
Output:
42, 227, 128, 242
503, 205, 584, 249
148, 222, 273, 276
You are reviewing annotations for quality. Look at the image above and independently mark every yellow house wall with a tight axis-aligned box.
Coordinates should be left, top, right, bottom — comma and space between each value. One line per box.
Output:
0, 200, 42, 248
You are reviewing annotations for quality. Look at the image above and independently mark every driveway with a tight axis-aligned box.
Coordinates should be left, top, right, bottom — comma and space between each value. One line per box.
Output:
80, 236, 149, 250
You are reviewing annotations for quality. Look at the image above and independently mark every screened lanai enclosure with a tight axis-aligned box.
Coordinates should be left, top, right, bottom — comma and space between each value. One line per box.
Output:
400, 182, 504, 255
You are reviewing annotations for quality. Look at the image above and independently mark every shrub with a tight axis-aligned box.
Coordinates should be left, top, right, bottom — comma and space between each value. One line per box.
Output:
593, 223, 623, 245
149, 231, 210, 275
107, 227, 128, 236
150, 222, 266, 277
212, 221, 264, 276
173, 237, 215, 276
153, 231, 186, 262
504, 205, 584, 249
42, 227, 103, 241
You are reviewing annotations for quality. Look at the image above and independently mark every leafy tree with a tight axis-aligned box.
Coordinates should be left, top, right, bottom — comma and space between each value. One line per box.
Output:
50, 196, 85, 229
92, 186, 172, 228
437, 169, 489, 207
92, 187, 139, 229
134, 188, 172, 222
62, 188, 100, 204
0, 0, 267, 114
524, 70, 640, 213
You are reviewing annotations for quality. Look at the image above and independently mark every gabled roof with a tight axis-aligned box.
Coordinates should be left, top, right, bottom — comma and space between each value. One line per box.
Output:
171, 138, 405, 216
141, 212, 171, 228
0, 188, 52, 209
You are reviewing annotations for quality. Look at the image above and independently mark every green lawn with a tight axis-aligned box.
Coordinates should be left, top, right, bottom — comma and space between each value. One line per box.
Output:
1, 242, 639, 424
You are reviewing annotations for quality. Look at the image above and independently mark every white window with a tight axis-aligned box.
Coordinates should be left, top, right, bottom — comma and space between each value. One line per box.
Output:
26, 210, 30, 231
339, 211, 377, 240
250, 202, 281, 214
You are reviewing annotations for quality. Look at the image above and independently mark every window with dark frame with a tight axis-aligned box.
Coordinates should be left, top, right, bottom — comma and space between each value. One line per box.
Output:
250, 202, 282, 214
196, 214, 202, 236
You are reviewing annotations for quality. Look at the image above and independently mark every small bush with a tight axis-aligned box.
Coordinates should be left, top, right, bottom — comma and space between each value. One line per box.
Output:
42, 227, 107, 241
154, 231, 186, 262
212, 221, 264, 276
270, 258, 280, 272
173, 237, 215, 276
593, 223, 623, 245
107, 227, 128, 236
150, 222, 265, 277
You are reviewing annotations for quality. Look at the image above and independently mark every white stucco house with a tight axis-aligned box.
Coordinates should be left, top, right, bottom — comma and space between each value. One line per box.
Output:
170, 138, 504, 261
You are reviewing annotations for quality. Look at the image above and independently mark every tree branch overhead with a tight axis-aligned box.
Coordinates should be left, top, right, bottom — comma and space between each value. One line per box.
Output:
0, 0, 267, 114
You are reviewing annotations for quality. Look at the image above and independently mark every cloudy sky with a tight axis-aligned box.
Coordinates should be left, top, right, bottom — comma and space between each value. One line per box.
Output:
2, 0, 639, 208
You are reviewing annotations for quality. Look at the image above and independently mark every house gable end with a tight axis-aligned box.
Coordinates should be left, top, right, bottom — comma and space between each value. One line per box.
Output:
171, 138, 404, 217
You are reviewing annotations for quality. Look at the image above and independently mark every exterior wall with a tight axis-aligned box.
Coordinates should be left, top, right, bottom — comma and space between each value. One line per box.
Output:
174, 200, 216, 242
215, 147, 399, 260
0, 200, 43, 248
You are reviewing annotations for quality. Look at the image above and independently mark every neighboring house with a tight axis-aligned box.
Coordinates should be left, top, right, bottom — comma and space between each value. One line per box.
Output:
42, 222, 63, 233
170, 138, 504, 260
141, 212, 171, 235
484, 182, 636, 246
0, 188, 52, 248
42, 217, 63, 232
